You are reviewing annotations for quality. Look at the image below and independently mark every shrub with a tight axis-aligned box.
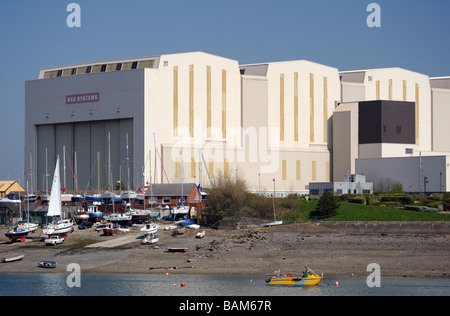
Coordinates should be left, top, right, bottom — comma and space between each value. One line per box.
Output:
311, 192, 339, 219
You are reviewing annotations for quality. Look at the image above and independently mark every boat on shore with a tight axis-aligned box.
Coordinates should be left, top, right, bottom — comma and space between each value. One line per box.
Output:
103, 222, 120, 236
140, 223, 159, 235
142, 233, 159, 244
1, 254, 25, 263
87, 204, 103, 222
42, 156, 74, 238
166, 248, 188, 252
73, 206, 89, 223
265, 267, 323, 286
103, 213, 132, 226
4, 221, 39, 243
38, 261, 56, 269
260, 220, 283, 227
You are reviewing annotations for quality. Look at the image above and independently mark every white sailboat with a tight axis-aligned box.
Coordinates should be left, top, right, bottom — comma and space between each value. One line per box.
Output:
43, 156, 74, 237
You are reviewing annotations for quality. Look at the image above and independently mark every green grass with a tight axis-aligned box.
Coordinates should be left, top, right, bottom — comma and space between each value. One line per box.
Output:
279, 200, 450, 223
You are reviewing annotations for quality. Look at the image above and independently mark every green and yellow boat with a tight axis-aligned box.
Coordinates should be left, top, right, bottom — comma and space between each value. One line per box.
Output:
265, 267, 323, 286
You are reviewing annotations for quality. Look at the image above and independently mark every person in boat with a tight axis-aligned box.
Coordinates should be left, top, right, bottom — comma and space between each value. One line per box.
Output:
302, 268, 309, 278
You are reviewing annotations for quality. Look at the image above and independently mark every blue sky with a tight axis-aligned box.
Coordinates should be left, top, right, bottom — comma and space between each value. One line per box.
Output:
0, 0, 449, 181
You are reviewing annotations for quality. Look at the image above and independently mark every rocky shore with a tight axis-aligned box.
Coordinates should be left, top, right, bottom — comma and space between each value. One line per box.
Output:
1, 222, 449, 278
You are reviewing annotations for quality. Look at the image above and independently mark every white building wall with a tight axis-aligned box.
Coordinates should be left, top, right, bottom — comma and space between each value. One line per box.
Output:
340, 67, 432, 154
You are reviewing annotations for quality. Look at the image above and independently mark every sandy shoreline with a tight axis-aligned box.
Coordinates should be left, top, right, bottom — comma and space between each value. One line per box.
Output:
1, 222, 449, 278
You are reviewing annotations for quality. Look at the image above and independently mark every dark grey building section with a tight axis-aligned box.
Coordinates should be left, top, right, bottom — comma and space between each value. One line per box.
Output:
359, 100, 415, 145
36, 118, 134, 192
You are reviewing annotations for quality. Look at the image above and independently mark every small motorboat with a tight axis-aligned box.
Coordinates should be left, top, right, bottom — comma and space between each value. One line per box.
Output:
265, 267, 323, 286
171, 226, 186, 236
38, 261, 57, 269
142, 233, 159, 244
196, 231, 205, 239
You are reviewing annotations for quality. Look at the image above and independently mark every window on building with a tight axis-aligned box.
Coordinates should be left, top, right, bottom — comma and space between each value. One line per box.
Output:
405, 148, 413, 154
116, 63, 122, 71
57, 70, 63, 77
71, 68, 77, 75
100, 64, 107, 72
162, 197, 171, 204
132, 61, 138, 69
396, 125, 402, 134
86, 66, 92, 73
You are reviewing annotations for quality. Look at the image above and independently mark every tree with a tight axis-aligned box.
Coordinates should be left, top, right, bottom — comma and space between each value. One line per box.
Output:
313, 192, 339, 219
206, 171, 248, 214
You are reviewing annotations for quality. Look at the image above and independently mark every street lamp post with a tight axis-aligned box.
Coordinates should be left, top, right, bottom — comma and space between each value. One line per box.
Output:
272, 179, 276, 221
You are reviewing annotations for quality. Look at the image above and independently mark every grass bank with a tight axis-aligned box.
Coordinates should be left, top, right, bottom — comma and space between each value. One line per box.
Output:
277, 199, 450, 223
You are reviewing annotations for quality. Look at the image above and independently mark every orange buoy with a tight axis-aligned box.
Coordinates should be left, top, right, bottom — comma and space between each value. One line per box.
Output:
181, 283, 186, 287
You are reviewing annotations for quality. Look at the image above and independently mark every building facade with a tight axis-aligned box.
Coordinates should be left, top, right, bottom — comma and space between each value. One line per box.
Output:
24, 52, 450, 197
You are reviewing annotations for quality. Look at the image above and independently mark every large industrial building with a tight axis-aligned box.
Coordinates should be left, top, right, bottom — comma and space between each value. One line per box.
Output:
25, 52, 450, 196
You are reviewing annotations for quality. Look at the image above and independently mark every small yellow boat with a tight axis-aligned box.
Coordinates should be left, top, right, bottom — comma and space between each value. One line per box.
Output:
265, 267, 323, 286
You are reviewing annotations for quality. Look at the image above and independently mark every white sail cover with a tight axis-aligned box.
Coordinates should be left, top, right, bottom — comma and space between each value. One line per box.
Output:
47, 157, 61, 217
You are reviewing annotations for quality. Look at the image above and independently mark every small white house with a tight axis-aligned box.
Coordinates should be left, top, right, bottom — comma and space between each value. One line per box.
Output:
309, 174, 373, 196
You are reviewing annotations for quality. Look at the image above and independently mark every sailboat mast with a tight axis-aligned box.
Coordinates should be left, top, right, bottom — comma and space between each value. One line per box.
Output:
153, 133, 157, 184
126, 133, 130, 190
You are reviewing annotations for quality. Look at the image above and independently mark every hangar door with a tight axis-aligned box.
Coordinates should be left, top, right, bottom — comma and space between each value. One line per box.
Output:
36, 119, 134, 193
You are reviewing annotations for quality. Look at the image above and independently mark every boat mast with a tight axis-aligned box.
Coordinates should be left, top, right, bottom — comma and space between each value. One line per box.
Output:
126, 133, 130, 191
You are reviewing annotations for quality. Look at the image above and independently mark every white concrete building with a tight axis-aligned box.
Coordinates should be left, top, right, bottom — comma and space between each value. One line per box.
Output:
240, 60, 341, 194
335, 67, 433, 181
25, 52, 242, 192
24, 52, 450, 197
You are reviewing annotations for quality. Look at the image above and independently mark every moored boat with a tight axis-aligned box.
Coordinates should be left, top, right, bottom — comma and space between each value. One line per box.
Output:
265, 267, 323, 286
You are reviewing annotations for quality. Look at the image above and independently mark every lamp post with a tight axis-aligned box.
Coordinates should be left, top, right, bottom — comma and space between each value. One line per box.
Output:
272, 179, 276, 221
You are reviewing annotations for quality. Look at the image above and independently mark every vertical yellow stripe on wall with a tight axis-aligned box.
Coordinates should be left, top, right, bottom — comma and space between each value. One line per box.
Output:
222, 69, 227, 139
189, 64, 194, 138
224, 159, 229, 179
280, 74, 285, 141
282, 160, 287, 180
312, 161, 316, 181
173, 66, 178, 136
175, 158, 180, 179
207, 66, 212, 138
403, 80, 407, 101
296, 160, 301, 181
294, 72, 299, 142
209, 159, 214, 179
415, 83, 420, 145
376, 80, 380, 100
310, 73, 315, 142
389, 79, 393, 100
323, 76, 328, 143
325, 161, 330, 182
191, 157, 196, 179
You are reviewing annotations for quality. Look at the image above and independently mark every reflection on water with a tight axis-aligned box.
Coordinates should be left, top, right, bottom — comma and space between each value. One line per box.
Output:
0, 273, 449, 296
